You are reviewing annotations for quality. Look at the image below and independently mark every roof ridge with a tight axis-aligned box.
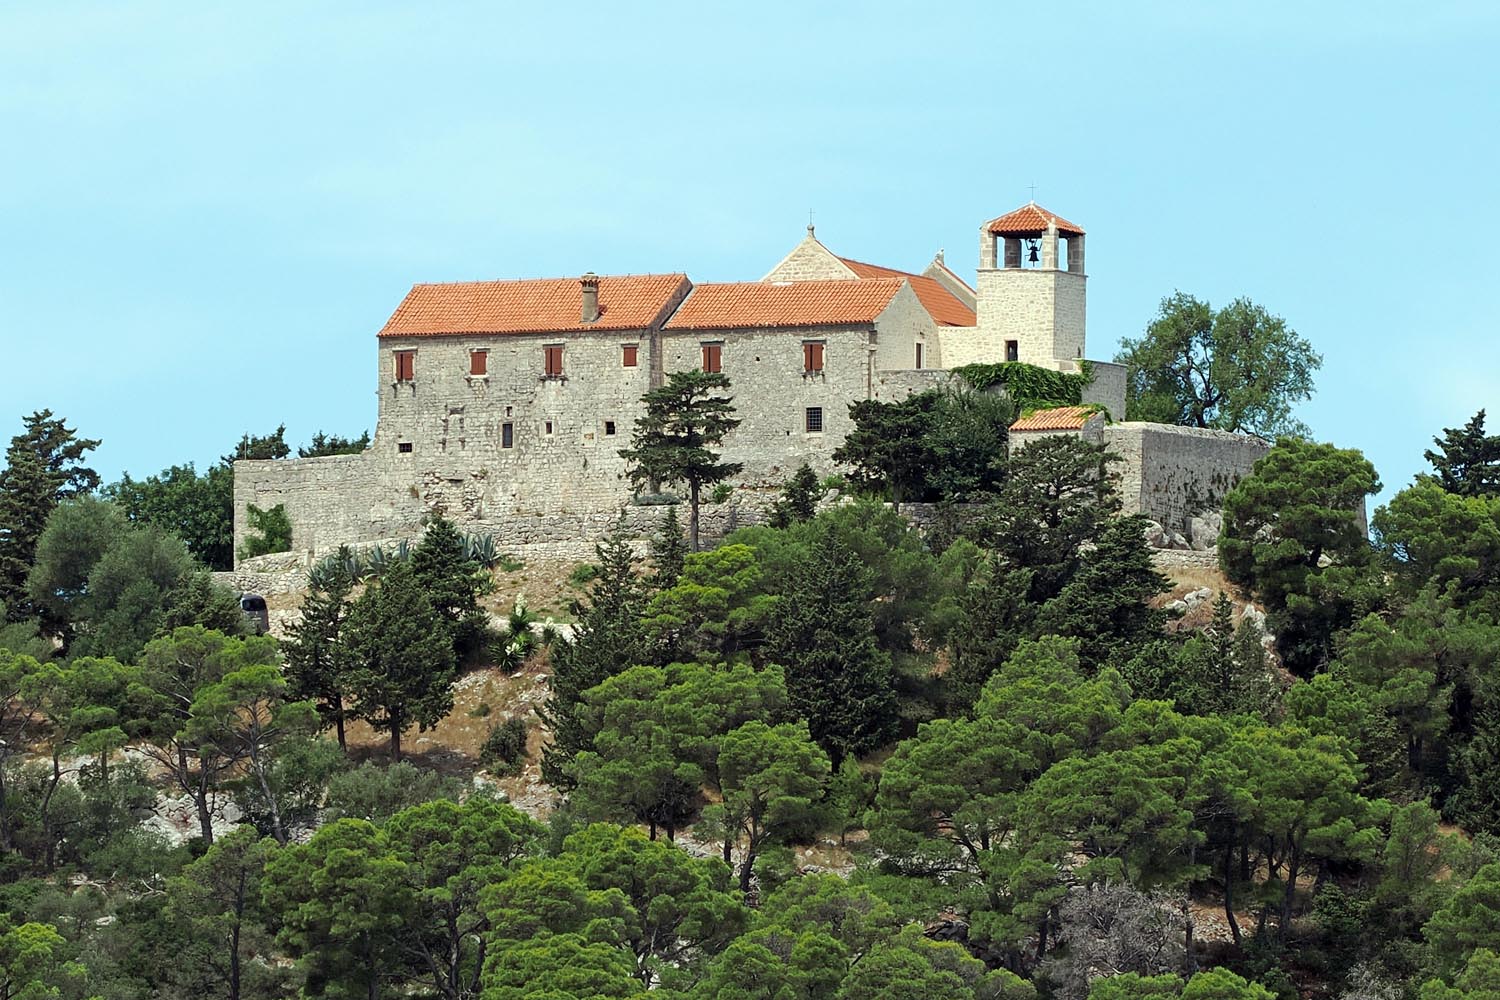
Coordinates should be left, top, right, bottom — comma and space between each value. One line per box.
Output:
409, 271, 690, 288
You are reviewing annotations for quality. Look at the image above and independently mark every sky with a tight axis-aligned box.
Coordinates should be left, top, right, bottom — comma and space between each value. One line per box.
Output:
2, 1, 1497, 508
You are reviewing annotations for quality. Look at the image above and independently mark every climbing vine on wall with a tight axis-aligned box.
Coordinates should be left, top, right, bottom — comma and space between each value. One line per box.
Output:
951, 360, 1095, 412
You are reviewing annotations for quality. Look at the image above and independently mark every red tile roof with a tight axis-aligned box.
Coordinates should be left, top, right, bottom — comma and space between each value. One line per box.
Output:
1010, 405, 1099, 431
985, 202, 1085, 237
839, 258, 976, 327
664, 279, 905, 331
379, 273, 690, 336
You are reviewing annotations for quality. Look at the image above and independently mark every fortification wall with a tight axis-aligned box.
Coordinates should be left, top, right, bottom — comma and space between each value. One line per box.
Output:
1103, 422, 1268, 530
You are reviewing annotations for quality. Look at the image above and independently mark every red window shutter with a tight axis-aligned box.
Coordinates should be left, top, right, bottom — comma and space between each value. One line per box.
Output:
702, 344, 721, 373
395, 350, 414, 381
805, 342, 824, 372
622, 344, 638, 367
544, 346, 564, 376
471, 351, 487, 376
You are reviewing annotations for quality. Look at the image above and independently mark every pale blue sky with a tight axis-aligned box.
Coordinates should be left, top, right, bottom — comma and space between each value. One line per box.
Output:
3, 2, 1497, 507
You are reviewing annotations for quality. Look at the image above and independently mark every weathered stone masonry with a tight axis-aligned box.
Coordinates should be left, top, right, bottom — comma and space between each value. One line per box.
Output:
233, 201, 1271, 563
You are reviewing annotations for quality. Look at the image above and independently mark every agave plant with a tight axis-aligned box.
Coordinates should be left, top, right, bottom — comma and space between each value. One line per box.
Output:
492, 594, 553, 673
464, 532, 504, 569
364, 543, 392, 579
393, 538, 413, 563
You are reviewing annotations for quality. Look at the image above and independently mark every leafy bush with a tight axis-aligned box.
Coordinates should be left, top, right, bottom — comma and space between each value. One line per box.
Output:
481, 717, 529, 773
240, 502, 293, 559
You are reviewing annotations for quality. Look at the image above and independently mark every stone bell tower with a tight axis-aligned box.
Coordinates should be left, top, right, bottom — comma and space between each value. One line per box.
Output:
975, 202, 1087, 368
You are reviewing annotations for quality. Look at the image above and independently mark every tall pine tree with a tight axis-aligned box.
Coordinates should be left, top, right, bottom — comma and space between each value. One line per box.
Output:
1425, 409, 1500, 497
283, 545, 357, 750
765, 529, 897, 764
0, 411, 99, 616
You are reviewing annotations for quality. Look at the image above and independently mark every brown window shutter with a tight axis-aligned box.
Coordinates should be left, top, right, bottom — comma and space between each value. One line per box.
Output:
622, 344, 638, 367
471, 351, 487, 376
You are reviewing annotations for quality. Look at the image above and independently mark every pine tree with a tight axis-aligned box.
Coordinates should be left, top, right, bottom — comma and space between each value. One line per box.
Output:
284, 545, 356, 750
619, 370, 742, 551
342, 560, 455, 761
650, 506, 687, 588
769, 463, 821, 528
539, 528, 650, 788
1425, 409, 1500, 497
0, 411, 99, 616
765, 530, 897, 764
410, 515, 488, 662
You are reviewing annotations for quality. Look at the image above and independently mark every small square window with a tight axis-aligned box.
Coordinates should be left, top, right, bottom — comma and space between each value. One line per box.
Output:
501, 423, 513, 449
1005, 340, 1019, 363
605, 420, 616, 436
471, 350, 488, 376
545, 420, 554, 435
505, 405, 513, 417
622, 344, 639, 367
805, 407, 823, 434
394, 350, 415, 382
803, 341, 825, 373
544, 345, 564, 377
702, 343, 722, 373
398, 441, 413, 453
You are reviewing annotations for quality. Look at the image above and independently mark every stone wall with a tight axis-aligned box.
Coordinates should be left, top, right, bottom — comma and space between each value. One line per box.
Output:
762, 236, 857, 281
1103, 422, 1269, 531
1076, 359, 1127, 422
974, 267, 1087, 367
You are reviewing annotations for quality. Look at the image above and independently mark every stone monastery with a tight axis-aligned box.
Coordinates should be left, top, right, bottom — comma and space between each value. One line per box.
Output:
233, 202, 1269, 563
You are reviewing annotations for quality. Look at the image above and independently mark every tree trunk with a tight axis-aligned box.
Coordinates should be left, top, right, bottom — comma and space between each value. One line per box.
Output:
230, 921, 242, 1000
41, 752, 62, 871
1279, 847, 1300, 940
1223, 845, 1242, 948
335, 707, 347, 752
196, 769, 216, 845
391, 721, 403, 763
689, 481, 701, 552
255, 759, 287, 846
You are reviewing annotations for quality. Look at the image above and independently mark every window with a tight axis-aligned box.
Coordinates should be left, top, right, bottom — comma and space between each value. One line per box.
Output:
803, 341, 825, 373
605, 420, 616, 436
1005, 340, 1019, 363
702, 342, 722, 373
805, 407, 823, 433
394, 350, 415, 382
622, 344, 639, 367
544, 345, 564, 377
545, 420, 554, 435
914, 343, 924, 369
470, 350, 488, 376
397, 441, 413, 453
501, 423, 513, 448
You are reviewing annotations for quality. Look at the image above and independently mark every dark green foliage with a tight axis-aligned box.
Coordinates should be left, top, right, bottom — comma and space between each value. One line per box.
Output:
323, 760, 464, 823
1424, 409, 1500, 497
979, 434, 1122, 602
282, 544, 355, 748
0, 410, 99, 617
239, 502, 292, 560
1035, 514, 1171, 672
539, 527, 650, 788
342, 559, 456, 761
411, 514, 490, 663
953, 360, 1095, 411
1115, 291, 1321, 437
651, 505, 688, 586
482, 716, 530, 771
834, 385, 1015, 507
222, 424, 290, 464
297, 429, 371, 457
103, 462, 235, 569
1220, 437, 1382, 674
620, 370, 742, 550
768, 462, 821, 528
765, 528, 898, 763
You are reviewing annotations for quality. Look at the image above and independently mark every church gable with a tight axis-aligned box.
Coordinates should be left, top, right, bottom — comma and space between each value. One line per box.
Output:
762, 231, 859, 282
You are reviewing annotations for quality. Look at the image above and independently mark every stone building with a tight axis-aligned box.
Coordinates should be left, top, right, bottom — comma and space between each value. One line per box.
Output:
233, 202, 1264, 563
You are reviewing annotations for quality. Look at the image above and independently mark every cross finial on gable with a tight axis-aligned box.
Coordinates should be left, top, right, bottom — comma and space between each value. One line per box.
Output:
1027, 182, 1037, 202
807, 208, 815, 238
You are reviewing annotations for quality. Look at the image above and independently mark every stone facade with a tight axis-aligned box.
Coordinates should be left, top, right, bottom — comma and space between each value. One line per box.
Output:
232, 201, 1263, 563
1103, 422, 1271, 531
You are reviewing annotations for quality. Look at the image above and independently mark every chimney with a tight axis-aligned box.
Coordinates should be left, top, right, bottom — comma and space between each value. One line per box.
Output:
580, 272, 600, 324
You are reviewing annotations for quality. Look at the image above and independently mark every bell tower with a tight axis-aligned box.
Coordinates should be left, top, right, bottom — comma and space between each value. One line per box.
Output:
975, 202, 1087, 368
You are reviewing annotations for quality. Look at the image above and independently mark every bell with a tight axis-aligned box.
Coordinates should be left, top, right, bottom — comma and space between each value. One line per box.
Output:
1027, 240, 1040, 263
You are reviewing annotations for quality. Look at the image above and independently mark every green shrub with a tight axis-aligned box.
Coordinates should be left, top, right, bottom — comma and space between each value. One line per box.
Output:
240, 502, 293, 559
481, 717, 529, 773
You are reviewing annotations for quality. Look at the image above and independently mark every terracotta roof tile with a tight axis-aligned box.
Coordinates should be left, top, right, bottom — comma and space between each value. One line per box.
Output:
379, 273, 690, 336
664, 279, 904, 331
839, 258, 976, 327
1009, 405, 1098, 432
985, 202, 1085, 237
